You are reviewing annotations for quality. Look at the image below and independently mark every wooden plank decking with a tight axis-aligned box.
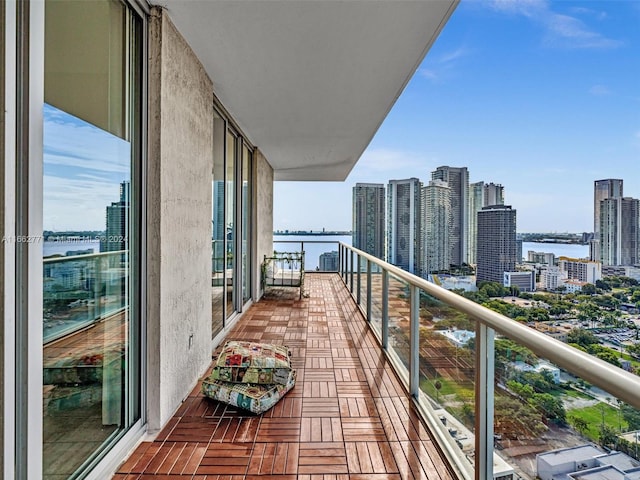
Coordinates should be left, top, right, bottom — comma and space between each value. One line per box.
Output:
115, 273, 458, 480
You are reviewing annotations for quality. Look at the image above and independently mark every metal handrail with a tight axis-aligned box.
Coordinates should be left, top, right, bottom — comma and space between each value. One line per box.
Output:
43, 249, 127, 264
340, 242, 640, 411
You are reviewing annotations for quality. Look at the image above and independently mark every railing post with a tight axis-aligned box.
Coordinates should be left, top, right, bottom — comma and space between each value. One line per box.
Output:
94, 255, 103, 320
356, 254, 361, 305
475, 322, 495, 480
349, 250, 354, 293
338, 244, 342, 276
410, 284, 419, 398
382, 270, 389, 349
366, 259, 372, 322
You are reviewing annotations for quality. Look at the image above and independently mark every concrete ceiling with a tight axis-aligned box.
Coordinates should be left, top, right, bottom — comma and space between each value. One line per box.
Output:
150, 0, 458, 181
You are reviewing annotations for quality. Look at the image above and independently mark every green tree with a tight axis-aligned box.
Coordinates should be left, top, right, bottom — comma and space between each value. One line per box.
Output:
569, 415, 589, 436
577, 303, 600, 327
567, 328, 599, 348
530, 392, 566, 424
599, 424, 618, 448
507, 380, 534, 399
621, 404, 640, 430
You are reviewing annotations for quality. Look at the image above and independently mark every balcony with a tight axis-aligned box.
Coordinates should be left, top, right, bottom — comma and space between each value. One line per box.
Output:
115, 243, 640, 480
115, 272, 458, 479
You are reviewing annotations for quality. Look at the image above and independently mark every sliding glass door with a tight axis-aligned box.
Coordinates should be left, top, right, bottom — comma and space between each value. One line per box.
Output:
212, 113, 253, 336
42, 0, 142, 477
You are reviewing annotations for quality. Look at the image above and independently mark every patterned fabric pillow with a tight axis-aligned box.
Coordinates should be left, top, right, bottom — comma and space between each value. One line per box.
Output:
201, 369, 296, 414
211, 341, 292, 385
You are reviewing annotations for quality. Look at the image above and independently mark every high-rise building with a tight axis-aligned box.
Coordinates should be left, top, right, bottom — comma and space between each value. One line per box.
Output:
468, 181, 505, 265
421, 180, 451, 274
476, 205, 517, 285
599, 197, 640, 266
468, 182, 484, 266
431, 166, 469, 267
102, 181, 130, 252
483, 182, 504, 207
319, 251, 339, 271
387, 178, 422, 275
592, 179, 623, 261
352, 183, 385, 259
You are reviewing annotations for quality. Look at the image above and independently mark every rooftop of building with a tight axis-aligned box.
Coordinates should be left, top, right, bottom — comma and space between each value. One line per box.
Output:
537, 444, 604, 466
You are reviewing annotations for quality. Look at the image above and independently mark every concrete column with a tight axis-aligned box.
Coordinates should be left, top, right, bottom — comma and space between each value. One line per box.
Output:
147, 7, 213, 432
253, 149, 274, 300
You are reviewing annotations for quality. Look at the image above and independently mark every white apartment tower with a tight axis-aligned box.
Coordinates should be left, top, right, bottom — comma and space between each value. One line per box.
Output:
387, 178, 422, 275
468, 181, 484, 266
431, 166, 469, 267
352, 183, 386, 260
476, 205, 517, 285
422, 180, 451, 274
592, 179, 623, 261
484, 182, 504, 207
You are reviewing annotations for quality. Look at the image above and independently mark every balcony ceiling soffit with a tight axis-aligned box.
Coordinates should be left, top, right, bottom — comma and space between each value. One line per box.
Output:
150, 0, 458, 181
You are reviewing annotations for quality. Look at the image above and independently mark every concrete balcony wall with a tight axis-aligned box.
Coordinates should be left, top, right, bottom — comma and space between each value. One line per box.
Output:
253, 149, 273, 299
147, 7, 214, 432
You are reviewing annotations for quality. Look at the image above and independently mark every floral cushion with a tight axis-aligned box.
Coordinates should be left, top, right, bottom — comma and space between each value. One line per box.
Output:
201, 369, 296, 414
210, 341, 292, 385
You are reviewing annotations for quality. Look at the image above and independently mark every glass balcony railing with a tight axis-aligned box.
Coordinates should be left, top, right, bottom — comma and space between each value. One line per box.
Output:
43, 250, 128, 344
338, 243, 640, 480
273, 239, 341, 272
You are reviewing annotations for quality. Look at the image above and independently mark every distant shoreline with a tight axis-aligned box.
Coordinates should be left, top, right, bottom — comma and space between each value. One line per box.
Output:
274, 231, 352, 236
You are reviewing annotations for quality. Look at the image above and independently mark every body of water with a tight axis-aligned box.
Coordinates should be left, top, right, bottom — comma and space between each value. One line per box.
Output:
273, 236, 591, 270
521, 241, 589, 261
273, 235, 351, 270
42, 237, 590, 268
43, 239, 101, 257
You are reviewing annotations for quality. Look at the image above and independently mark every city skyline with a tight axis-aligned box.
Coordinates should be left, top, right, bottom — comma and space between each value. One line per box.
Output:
274, 0, 640, 233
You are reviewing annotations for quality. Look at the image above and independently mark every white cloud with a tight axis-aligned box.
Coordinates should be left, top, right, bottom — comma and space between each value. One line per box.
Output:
489, 0, 622, 50
43, 104, 131, 231
43, 174, 122, 231
419, 46, 472, 83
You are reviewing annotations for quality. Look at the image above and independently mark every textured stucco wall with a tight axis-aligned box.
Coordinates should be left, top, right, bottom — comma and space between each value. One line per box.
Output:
254, 149, 274, 299
147, 8, 213, 431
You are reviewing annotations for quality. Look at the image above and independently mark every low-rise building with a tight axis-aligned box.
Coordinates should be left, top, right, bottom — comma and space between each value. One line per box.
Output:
563, 279, 589, 293
558, 256, 602, 283
512, 360, 561, 383
504, 270, 536, 292
540, 266, 562, 291
537, 444, 640, 480
436, 329, 476, 348
528, 250, 556, 265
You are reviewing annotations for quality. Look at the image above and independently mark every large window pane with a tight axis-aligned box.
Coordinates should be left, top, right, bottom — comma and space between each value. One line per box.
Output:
225, 131, 236, 319
212, 116, 225, 336
242, 144, 251, 304
43, 1, 141, 477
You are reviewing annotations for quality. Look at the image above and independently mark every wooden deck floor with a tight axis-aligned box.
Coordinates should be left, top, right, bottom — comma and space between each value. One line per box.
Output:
115, 273, 458, 480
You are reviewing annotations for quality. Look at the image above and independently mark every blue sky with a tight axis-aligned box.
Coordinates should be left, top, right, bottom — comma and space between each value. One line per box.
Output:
274, 0, 640, 233
43, 104, 130, 231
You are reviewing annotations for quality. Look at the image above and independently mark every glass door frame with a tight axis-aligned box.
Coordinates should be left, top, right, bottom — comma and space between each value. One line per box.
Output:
212, 103, 254, 334
4, 0, 149, 478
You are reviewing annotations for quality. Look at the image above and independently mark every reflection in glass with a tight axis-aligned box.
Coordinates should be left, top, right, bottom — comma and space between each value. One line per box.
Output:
42, 0, 140, 476
42, 105, 132, 477
212, 116, 225, 335
417, 289, 476, 472
242, 144, 251, 304
387, 273, 410, 384
225, 131, 236, 319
